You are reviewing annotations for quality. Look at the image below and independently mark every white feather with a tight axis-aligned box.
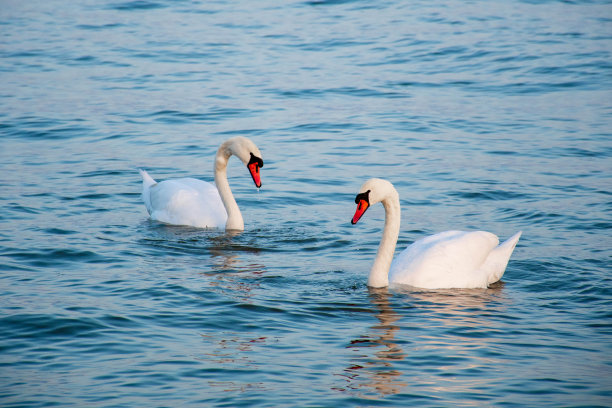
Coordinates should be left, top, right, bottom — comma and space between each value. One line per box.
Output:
354, 178, 521, 289
139, 137, 262, 230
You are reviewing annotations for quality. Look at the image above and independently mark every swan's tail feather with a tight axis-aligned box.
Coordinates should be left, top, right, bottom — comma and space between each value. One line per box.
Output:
139, 169, 156, 215
139, 169, 156, 188
484, 231, 522, 284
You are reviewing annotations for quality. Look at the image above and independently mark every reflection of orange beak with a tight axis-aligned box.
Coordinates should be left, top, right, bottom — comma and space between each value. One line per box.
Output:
351, 199, 369, 224
248, 161, 262, 188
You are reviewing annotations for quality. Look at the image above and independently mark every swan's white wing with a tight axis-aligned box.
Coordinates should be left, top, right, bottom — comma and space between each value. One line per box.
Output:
148, 178, 227, 228
389, 231, 499, 289
481, 231, 522, 284
139, 169, 157, 215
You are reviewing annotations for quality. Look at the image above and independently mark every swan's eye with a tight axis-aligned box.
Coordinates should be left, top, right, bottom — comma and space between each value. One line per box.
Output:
248, 153, 264, 168
354, 189, 371, 205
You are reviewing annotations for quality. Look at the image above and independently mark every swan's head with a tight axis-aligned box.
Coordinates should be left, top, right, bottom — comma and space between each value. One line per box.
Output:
224, 136, 264, 188
351, 178, 396, 224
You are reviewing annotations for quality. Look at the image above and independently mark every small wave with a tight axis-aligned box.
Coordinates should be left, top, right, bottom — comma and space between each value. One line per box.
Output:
273, 86, 403, 99
3, 248, 108, 268
146, 108, 257, 124
283, 121, 367, 133
497, 208, 565, 224
0, 314, 108, 343
5, 203, 40, 215
109, 1, 165, 11
42, 228, 78, 236
76, 23, 125, 30
448, 190, 531, 201
304, 0, 364, 6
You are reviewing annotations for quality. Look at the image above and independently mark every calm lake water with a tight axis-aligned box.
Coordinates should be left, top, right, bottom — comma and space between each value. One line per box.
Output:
1, 0, 611, 407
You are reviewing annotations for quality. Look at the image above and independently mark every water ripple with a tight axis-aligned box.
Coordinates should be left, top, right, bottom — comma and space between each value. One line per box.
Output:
1, 0, 610, 407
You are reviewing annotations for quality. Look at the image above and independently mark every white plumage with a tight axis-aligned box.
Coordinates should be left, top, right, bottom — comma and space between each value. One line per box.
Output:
140, 172, 227, 228
139, 136, 264, 230
352, 178, 521, 289
389, 230, 522, 289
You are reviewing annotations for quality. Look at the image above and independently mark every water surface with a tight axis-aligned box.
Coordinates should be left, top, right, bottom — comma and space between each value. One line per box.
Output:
1, 0, 611, 406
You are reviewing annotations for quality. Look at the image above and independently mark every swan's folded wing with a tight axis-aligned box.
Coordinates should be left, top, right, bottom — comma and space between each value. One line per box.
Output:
390, 231, 500, 289
149, 178, 227, 227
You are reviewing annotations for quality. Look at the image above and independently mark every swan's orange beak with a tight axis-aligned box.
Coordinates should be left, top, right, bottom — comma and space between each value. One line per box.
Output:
352, 199, 369, 224
352, 189, 371, 224
247, 153, 264, 188
248, 162, 261, 188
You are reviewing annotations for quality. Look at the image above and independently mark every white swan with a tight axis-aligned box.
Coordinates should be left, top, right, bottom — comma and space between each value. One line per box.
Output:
351, 178, 521, 289
139, 136, 263, 230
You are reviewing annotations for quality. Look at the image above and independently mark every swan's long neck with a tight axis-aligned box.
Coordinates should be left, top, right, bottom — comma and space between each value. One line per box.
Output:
368, 192, 400, 288
214, 144, 244, 231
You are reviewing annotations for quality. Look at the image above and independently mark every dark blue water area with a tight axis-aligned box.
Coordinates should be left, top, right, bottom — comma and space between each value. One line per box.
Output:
1, 0, 611, 407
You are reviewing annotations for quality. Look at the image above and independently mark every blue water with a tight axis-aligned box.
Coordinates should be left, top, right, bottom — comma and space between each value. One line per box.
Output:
1, 0, 611, 406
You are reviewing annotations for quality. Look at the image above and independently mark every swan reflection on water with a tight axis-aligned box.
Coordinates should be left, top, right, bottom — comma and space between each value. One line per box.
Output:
337, 284, 508, 399
204, 233, 267, 301
140, 220, 266, 299
196, 233, 270, 393
336, 287, 407, 397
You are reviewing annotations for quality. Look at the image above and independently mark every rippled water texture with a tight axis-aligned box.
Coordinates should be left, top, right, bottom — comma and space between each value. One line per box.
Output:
1, 0, 611, 407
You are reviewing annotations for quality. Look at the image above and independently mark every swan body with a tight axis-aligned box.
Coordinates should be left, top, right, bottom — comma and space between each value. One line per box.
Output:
139, 136, 263, 230
352, 178, 521, 289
